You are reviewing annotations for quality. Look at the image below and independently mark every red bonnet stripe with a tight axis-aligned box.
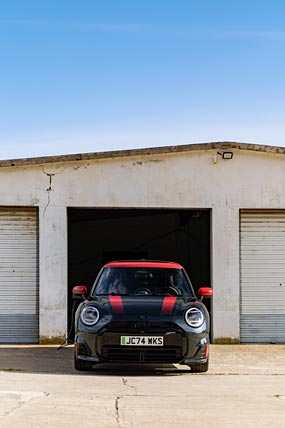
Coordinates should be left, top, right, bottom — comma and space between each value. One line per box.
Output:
109, 296, 124, 314
161, 296, 176, 315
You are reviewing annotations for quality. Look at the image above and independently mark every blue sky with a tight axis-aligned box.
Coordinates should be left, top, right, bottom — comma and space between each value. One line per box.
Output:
0, 1, 285, 159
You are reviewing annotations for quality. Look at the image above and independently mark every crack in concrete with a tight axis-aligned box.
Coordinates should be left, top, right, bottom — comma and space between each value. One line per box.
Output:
121, 378, 138, 394
42, 167, 65, 216
47, 174, 54, 192
43, 186, 51, 217
115, 396, 121, 428
1, 400, 24, 417
42, 170, 55, 217
43, 167, 66, 189
0, 391, 47, 418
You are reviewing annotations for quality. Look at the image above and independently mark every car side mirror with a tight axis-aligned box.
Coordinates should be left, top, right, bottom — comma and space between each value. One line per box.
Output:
72, 285, 88, 300
198, 287, 213, 301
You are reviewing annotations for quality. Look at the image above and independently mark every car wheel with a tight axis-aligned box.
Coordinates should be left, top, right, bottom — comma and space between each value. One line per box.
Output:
190, 359, 209, 373
74, 355, 94, 371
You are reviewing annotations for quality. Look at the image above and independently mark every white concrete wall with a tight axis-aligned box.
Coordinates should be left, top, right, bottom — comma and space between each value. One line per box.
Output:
0, 148, 284, 341
39, 205, 67, 341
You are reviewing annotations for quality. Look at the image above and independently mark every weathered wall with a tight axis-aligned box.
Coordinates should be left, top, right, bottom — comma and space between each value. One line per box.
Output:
0, 148, 284, 342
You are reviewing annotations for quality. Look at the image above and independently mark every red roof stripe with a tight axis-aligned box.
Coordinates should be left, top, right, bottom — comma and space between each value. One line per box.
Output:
105, 261, 183, 269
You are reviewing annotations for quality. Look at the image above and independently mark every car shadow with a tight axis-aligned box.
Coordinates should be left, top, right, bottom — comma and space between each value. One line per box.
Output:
0, 346, 192, 376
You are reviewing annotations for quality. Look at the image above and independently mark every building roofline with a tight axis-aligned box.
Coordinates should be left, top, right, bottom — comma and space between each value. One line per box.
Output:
1, 141, 285, 168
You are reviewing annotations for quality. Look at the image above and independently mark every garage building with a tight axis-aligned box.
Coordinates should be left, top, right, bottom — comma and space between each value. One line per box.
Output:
0, 142, 284, 344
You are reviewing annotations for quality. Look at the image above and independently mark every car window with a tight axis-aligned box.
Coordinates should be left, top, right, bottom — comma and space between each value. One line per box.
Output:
93, 267, 193, 297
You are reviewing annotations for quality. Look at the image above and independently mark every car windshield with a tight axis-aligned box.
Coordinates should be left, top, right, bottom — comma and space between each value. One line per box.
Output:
93, 267, 193, 297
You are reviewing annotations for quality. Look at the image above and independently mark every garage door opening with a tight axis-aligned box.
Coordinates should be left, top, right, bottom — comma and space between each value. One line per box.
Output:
68, 208, 211, 335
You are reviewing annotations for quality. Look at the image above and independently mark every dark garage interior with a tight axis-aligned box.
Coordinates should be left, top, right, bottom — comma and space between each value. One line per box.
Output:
67, 208, 211, 334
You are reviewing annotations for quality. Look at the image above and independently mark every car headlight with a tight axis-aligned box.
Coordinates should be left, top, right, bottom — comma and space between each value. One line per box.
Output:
80, 305, 100, 326
185, 307, 204, 328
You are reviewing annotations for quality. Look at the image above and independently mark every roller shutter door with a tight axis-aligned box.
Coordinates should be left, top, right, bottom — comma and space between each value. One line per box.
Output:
0, 207, 38, 343
240, 210, 285, 343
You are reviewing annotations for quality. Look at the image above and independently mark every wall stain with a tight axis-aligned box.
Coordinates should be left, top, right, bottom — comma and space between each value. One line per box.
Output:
132, 159, 163, 166
39, 335, 66, 345
213, 337, 240, 344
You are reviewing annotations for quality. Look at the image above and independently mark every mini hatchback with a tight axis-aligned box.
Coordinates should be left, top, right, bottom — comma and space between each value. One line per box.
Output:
72, 261, 213, 372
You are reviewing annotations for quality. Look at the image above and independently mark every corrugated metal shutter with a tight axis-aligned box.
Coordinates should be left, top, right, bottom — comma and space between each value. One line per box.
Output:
240, 210, 285, 343
0, 207, 38, 343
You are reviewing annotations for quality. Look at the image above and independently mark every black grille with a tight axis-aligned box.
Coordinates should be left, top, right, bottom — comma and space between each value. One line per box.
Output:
103, 321, 183, 334
101, 346, 183, 363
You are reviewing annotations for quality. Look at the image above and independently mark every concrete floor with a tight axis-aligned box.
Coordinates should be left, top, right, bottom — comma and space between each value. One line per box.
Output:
0, 344, 285, 427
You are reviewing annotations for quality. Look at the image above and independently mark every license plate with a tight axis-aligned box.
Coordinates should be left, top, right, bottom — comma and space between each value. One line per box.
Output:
120, 336, 164, 346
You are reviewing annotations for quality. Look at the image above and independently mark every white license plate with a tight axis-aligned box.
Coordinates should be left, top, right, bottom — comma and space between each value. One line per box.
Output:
120, 336, 164, 346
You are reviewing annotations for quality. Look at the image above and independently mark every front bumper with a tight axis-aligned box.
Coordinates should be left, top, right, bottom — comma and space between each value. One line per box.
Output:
75, 330, 209, 365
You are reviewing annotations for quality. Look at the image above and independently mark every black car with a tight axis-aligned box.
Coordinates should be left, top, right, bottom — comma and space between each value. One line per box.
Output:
72, 261, 213, 372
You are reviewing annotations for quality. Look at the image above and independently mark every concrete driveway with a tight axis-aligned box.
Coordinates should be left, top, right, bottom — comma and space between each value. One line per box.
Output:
0, 344, 285, 427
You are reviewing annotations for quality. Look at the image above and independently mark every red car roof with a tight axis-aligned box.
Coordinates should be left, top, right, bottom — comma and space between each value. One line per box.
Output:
105, 261, 183, 269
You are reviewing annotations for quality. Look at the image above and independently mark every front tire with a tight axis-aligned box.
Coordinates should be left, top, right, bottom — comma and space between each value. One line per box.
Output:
74, 355, 94, 371
190, 359, 209, 373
